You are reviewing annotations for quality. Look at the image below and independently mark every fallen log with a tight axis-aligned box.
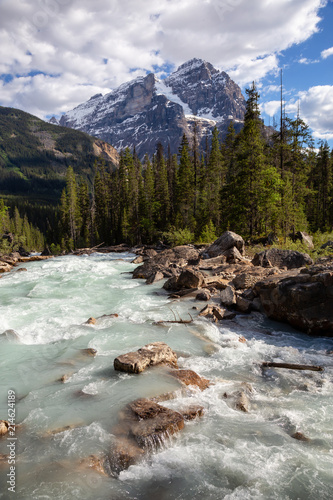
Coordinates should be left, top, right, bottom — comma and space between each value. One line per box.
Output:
262, 362, 323, 372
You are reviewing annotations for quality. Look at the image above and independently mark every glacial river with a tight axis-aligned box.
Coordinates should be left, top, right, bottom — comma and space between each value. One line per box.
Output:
0, 253, 332, 500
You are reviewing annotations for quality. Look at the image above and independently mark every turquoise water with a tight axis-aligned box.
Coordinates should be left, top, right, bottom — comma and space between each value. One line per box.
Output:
0, 253, 333, 499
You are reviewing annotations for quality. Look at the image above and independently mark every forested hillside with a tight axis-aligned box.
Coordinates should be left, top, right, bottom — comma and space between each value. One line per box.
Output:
0, 106, 118, 235
58, 83, 333, 250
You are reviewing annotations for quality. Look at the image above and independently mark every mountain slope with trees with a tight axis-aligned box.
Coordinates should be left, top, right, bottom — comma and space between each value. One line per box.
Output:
57, 82, 333, 251
0, 106, 118, 235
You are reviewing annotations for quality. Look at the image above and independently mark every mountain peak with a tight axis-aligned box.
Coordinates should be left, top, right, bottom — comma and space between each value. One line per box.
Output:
59, 59, 246, 157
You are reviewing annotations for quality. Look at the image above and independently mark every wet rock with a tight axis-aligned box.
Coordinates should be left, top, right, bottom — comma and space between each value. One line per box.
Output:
235, 391, 250, 412
80, 454, 110, 476
291, 431, 310, 442
205, 231, 245, 258
132, 255, 144, 264
0, 420, 9, 436
80, 348, 97, 356
220, 285, 236, 306
238, 336, 247, 343
85, 317, 96, 325
59, 373, 72, 383
254, 264, 333, 335
199, 304, 236, 321
196, 289, 211, 301
170, 369, 210, 390
252, 248, 313, 269
235, 296, 252, 313
0, 261, 12, 273
180, 405, 205, 421
107, 436, 144, 476
146, 270, 164, 284
114, 342, 178, 373
0, 329, 20, 341
16, 267, 27, 272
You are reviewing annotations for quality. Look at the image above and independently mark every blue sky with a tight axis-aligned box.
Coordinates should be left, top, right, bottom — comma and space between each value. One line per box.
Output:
0, 0, 332, 147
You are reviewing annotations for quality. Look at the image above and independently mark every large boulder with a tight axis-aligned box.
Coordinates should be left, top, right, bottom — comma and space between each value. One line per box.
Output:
114, 342, 178, 373
163, 268, 205, 291
254, 263, 333, 335
205, 231, 245, 258
252, 248, 313, 269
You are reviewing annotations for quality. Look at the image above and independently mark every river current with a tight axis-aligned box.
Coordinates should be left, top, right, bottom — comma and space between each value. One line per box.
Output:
0, 253, 332, 500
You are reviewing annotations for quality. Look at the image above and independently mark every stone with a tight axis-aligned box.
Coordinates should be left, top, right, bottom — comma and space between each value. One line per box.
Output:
199, 304, 236, 321
206, 231, 245, 258
232, 270, 266, 290
180, 405, 205, 421
133, 245, 200, 280
0, 420, 9, 436
254, 263, 333, 335
16, 267, 27, 272
235, 296, 252, 313
0, 261, 12, 273
145, 271, 164, 285
170, 369, 210, 390
80, 348, 97, 356
107, 436, 144, 476
321, 240, 333, 250
252, 248, 313, 269
114, 342, 178, 373
292, 231, 314, 249
0, 329, 20, 341
196, 289, 211, 301
291, 431, 310, 442
220, 285, 236, 306
235, 391, 250, 412
132, 255, 144, 264
85, 317, 96, 325
176, 268, 205, 289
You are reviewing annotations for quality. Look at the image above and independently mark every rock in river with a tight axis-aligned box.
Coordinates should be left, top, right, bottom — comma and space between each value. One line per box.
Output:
114, 342, 178, 373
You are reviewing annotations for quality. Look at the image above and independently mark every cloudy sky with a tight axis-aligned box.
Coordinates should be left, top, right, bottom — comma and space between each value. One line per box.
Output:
0, 0, 332, 145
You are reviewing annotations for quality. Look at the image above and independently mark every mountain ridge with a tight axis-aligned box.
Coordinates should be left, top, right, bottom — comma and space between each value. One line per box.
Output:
58, 58, 246, 157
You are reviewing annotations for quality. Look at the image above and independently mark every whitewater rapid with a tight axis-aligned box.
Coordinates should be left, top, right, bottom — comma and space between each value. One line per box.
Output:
0, 253, 332, 499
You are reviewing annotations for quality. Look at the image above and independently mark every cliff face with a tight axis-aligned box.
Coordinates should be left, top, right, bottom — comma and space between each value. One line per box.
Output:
59, 59, 246, 157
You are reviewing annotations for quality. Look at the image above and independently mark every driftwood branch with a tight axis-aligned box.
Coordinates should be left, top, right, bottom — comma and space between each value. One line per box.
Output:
262, 362, 323, 372
73, 242, 105, 255
154, 314, 193, 325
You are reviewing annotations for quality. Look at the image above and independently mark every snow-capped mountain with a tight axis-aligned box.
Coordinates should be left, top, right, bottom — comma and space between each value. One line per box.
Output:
59, 59, 246, 157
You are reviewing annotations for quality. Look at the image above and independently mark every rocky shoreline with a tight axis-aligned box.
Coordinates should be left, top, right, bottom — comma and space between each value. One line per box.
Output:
130, 231, 333, 337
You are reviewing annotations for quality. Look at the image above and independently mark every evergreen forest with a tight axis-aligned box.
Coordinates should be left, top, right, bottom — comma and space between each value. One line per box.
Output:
57, 83, 333, 250
1, 83, 333, 252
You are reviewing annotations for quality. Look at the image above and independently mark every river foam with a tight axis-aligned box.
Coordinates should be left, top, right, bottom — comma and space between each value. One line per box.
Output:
0, 253, 332, 499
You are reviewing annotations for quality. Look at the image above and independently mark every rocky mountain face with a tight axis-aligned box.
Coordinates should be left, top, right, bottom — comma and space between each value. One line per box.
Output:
59, 58, 246, 157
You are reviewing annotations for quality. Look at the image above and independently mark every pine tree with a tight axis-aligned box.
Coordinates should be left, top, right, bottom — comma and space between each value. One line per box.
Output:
175, 134, 195, 230
226, 83, 280, 236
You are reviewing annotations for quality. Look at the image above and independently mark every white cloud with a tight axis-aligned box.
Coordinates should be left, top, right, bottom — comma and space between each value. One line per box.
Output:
261, 86, 333, 141
321, 46, 333, 59
0, 0, 327, 117
298, 85, 333, 140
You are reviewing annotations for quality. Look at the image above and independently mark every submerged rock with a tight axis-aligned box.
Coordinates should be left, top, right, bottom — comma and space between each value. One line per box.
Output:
114, 342, 178, 373
108, 398, 185, 475
169, 369, 210, 391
